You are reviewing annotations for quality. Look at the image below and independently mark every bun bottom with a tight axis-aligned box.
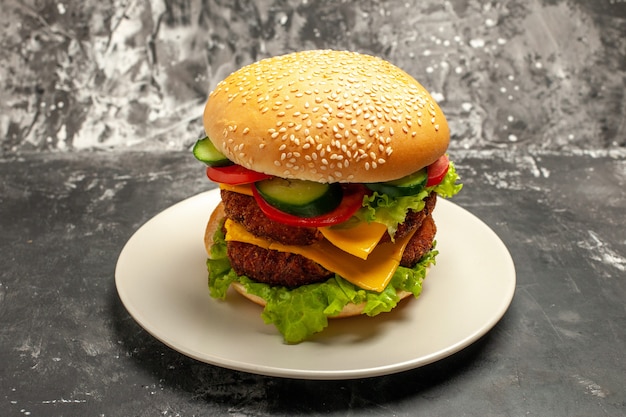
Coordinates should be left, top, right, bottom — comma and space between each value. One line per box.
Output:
204, 202, 415, 319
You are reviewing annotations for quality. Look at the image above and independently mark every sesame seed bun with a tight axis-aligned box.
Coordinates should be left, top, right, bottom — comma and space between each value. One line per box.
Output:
203, 50, 449, 183
203, 202, 414, 319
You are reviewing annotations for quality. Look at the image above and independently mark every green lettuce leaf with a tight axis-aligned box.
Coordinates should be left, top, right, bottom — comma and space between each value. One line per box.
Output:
432, 161, 464, 198
356, 161, 463, 238
206, 224, 438, 343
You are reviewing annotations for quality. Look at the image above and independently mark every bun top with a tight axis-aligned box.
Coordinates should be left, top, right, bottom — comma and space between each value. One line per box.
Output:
204, 50, 449, 183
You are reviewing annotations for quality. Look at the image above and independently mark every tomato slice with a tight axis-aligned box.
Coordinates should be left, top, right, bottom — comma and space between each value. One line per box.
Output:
206, 165, 272, 185
426, 154, 450, 187
252, 184, 368, 227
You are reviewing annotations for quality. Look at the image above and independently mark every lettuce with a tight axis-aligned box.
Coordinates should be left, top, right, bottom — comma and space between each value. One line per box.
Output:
206, 225, 438, 344
356, 161, 463, 239
432, 161, 464, 198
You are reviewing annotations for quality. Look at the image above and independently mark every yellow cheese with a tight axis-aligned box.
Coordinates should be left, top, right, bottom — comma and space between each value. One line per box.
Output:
319, 222, 388, 260
224, 219, 415, 292
219, 183, 253, 196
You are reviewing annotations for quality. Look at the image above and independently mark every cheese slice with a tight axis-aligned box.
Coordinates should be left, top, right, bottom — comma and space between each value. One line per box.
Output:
224, 219, 415, 292
219, 183, 253, 196
319, 222, 388, 260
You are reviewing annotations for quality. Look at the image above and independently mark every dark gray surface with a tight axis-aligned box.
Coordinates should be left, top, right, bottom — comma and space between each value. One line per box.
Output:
1, 150, 624, 416
1, 0, 626, 415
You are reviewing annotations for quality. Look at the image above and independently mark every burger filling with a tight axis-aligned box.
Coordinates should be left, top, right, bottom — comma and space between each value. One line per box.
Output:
221, 189, 438, 287
205, 161, 462, 343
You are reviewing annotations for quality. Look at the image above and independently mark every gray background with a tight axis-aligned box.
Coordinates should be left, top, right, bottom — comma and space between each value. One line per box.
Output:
2, 0, 624, 153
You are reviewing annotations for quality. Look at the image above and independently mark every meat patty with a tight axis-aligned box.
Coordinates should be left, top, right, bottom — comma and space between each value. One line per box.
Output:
221, 189, 322, 246
227, 240, 333, 287
400, 214, 436, 267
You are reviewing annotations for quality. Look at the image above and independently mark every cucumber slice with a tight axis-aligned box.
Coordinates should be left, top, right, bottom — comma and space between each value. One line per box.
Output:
365, 168, 428, 197
255, 178, 343, 218
192, 137, 232, 167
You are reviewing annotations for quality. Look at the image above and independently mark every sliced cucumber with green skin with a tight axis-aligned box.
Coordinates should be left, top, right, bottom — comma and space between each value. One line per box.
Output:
365, 168, 428, 197
192, 136, 232, 167
255, 178, 343, 218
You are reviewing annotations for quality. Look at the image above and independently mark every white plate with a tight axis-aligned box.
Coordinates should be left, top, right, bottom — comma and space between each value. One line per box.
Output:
115, 189, 515, 380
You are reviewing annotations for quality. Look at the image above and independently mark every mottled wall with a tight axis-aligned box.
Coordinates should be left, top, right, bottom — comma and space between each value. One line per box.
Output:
1, 0, 625, 153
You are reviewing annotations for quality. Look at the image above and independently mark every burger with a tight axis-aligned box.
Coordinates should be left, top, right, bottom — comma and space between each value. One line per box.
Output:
193, 50, 462, 343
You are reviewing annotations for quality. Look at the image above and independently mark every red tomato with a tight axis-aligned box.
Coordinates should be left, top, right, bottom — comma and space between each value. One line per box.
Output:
252, 184, 368, 227
426, 154, 450, 187
206, 165, 272, 185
